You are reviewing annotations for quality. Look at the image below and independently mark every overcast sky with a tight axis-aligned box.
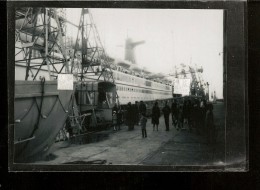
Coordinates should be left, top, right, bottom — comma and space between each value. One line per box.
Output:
66, 8, 223, 99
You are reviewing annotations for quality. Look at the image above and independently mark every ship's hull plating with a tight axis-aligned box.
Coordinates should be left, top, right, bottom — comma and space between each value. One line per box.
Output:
14, 80, 74, 162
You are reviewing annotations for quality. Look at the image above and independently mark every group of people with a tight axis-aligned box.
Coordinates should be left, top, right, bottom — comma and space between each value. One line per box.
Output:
151, 98, 215, 143
170, 98, 215, 143
112, 104, 123, 131
151, 101, 171, 132
112, 98, 215, 143
151, 101, 171, 131
125, 101, 147, 131
112, 101, 147, 134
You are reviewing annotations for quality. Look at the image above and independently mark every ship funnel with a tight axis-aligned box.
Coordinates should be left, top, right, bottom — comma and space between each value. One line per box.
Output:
124, 38, 145, 64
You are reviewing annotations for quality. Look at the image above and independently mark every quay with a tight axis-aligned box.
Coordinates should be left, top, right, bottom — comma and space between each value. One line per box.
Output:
35, 101, 225, 166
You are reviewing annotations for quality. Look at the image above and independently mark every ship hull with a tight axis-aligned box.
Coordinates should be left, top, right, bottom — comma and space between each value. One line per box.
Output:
14, 80, 74, 162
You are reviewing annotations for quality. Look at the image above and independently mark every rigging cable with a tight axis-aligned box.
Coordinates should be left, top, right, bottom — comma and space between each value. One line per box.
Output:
15, 77, 45, 160
15, 99, 36, 121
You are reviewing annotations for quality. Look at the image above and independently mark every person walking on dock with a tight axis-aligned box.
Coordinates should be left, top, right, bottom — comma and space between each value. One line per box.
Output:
171, 99, 178, 127
126, 102, 135, 130
112, 103, 119, 114
139, 101, 147, 115
177, 105, 184, 130
139, 113, 148, 138
152, 101, 160, 131
200, 99, 207, 133
186, 100, 192, 131
191, 99, 200, 133
112, 111, 118, 131
162, 101, 171, 131
205, 103, 215, 144
183, 100, 190, 129
197, 99, 207, 134
133, 101, 140, 125
117, 109, 123, 130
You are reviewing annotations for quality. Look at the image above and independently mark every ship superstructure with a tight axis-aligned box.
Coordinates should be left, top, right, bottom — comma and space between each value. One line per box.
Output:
110, 62, 173, 104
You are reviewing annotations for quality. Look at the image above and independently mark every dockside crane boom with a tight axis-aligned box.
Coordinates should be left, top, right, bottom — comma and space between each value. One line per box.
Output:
168, 64, 206, 97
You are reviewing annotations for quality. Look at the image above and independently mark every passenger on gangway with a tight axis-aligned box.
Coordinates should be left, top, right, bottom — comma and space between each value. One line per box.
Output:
162, 101, 171, 131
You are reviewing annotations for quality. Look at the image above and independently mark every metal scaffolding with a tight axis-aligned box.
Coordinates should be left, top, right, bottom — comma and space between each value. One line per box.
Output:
15, 8, 69, 81
70, 8, 120, 105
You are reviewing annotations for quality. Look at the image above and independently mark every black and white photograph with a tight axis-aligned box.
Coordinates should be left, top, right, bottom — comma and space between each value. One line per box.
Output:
9, 2, 247, 172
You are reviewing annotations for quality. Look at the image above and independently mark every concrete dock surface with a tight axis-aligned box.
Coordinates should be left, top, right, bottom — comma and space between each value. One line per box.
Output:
35, 102, 225, 166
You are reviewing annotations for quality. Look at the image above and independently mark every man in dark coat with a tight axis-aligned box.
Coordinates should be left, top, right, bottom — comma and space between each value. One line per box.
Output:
117, 109, 123, 130
205, 103, 214, 144
139, 101, 147, 115
126, 102, 134, 130
171, 99, 178, 127
193, 100, 201, 134
162, 101, 171, 131
112, 103, 119, 114
152, 101, 160, 131
133, 101, 139, 125
177, 104, 184, 130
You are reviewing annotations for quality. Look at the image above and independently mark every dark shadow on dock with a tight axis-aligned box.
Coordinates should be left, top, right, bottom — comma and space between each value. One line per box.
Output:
68, 131, 110, 145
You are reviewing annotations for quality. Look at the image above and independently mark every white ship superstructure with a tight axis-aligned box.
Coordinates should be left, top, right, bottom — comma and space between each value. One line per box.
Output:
112, 65, 172, 104
75, 62, 173, 105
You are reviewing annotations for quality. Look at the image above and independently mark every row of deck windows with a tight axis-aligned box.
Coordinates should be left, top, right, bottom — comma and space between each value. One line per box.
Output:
116, 85, 171, 96
113, 71, 171, 90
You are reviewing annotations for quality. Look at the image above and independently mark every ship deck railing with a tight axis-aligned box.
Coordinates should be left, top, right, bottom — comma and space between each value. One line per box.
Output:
110, 67, 172, 86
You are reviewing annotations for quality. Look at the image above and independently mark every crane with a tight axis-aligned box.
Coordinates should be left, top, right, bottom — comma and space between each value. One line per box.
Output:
168, 64, 206, 97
